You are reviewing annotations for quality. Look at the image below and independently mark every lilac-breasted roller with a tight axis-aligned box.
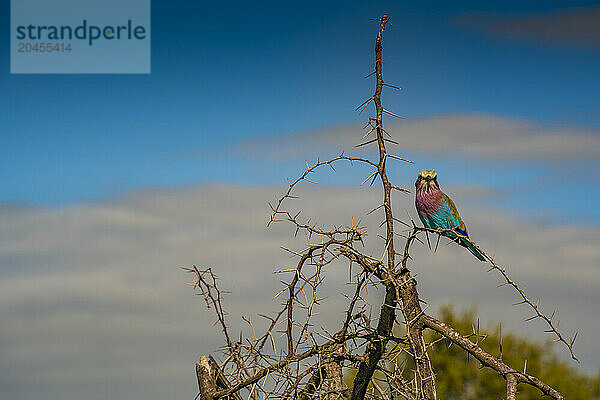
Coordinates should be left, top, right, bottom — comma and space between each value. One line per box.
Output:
415, 169, 485, 261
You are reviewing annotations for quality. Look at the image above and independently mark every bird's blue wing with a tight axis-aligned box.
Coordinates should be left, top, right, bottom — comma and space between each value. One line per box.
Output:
427, 192, 484, 261
426, 194, 469, 237
441, 193, 468, 236
430, 201, 460, 230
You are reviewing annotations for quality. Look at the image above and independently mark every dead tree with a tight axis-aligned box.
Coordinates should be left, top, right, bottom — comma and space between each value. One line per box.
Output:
185, 15, 577, 400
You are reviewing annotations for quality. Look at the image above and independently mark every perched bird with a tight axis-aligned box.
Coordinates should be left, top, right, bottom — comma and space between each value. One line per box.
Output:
415, 169, 485, 261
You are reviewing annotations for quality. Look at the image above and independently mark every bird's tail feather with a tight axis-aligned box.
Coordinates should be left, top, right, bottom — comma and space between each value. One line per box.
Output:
464, 241, 486, 262
444, 231, 486, 262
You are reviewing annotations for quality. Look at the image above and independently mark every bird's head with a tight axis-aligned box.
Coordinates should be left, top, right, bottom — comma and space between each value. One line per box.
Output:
415, 169, 439, 191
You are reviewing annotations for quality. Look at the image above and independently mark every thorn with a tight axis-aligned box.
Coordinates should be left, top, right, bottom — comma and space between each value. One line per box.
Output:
383, 82, 402, 90
369, 172, 378, 186
393, 217, 412, 228
360, 171, 378, 186
361, 127, 376, 139
367, 203, 385, 215
381, 126, 393, 138
386, 154, 413, 163
414, 236, 425, 246
356, 96, 374, 113
406, 209, 416, 226
391, 185, 410, 193
383, 108, 406, 119
499, 323, 503, 361
356, 138, 378, 148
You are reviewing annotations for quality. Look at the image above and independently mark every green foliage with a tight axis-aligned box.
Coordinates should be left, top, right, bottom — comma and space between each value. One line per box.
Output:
345, 306, 600, 399
428, 306, 600, 399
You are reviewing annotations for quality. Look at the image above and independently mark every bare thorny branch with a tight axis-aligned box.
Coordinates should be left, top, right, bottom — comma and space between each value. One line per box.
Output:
413, 225, 578, 362
187, 14, 576, 400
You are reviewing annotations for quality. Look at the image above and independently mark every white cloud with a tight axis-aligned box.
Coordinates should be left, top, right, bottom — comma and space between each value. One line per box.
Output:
236, 114, 600, 161
1, 184, 599, 400
455, 6, 600, 48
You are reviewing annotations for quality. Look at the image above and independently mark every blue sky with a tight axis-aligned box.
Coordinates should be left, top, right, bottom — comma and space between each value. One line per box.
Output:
1, 0, 599, 210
